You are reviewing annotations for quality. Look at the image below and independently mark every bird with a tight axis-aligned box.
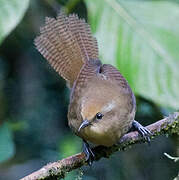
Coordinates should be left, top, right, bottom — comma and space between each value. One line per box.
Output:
34, 13, 151, 164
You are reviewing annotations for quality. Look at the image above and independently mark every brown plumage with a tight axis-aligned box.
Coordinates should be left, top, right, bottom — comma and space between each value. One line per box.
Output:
68, 60, 136, 146
35, 13, 150, 164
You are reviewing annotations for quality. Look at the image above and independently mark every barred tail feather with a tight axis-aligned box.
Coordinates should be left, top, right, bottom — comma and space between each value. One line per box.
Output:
34, 13, 99, 87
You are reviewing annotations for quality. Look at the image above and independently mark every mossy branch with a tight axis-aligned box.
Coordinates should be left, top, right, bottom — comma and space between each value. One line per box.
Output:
20, 112, 179, 180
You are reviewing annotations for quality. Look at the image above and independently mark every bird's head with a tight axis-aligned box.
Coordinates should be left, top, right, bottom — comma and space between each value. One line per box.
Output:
78, 95, 118, 133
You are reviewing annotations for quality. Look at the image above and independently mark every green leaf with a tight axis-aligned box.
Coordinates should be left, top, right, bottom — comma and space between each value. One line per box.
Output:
0, 123, 15, 163
86, 0, 179, 109
0, 0, 29, 44
59, 135, 81, 158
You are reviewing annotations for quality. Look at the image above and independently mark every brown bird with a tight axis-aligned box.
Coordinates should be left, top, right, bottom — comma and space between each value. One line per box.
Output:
34, 13, 151, 164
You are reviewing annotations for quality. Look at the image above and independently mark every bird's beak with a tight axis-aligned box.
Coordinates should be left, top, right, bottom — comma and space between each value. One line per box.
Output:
78, 119, 90, 132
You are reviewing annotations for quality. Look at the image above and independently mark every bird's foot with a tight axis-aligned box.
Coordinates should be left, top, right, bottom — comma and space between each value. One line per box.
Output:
132, 120, 152, 144
83, 140, 95, 166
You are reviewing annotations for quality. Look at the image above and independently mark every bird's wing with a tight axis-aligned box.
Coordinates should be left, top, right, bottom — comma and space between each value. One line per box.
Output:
101, 64, 136, 108
70, 59, 102, 101
101, 64, 130, 89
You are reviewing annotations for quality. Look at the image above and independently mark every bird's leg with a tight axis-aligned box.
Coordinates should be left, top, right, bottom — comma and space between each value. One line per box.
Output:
83, 140, 95, 165
131, 120, 152, 144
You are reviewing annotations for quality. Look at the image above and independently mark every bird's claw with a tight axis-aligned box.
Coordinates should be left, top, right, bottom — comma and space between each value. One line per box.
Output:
132, 120, 152, 144
83, 140, 95, 165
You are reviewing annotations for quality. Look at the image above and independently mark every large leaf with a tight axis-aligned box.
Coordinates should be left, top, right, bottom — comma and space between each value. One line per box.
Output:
0, 0, 29, 44
0, 123, 15, 163
86, 0, 179, 109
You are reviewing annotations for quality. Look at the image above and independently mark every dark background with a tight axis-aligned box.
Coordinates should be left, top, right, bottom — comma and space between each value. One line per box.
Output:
0, 0, 178, 179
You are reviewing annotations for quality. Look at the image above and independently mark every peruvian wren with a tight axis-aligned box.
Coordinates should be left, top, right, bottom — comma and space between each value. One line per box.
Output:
35, 13, 151, 164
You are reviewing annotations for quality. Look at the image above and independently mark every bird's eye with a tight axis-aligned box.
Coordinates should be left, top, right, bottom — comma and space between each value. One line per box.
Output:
96, 112, 103, 120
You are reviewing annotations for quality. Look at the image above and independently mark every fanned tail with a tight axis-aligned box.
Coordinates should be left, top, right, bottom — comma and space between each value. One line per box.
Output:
34, 13, 99, 87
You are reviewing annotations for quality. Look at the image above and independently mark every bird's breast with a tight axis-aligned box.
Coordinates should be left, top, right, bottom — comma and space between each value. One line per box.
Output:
80, 125, 118, 146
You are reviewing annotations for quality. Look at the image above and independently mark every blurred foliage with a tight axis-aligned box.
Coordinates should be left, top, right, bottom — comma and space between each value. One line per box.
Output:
0, 0, 29, 163
0, 123, 15, 163
0, 0, 29, 44
0, 0, 178, 180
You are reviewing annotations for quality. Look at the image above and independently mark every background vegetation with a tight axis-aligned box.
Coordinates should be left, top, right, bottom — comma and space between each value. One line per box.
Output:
0, 0, 178, 179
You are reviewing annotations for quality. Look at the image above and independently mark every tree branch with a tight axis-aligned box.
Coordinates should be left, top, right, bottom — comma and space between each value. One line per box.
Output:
20, 112, 179, 180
